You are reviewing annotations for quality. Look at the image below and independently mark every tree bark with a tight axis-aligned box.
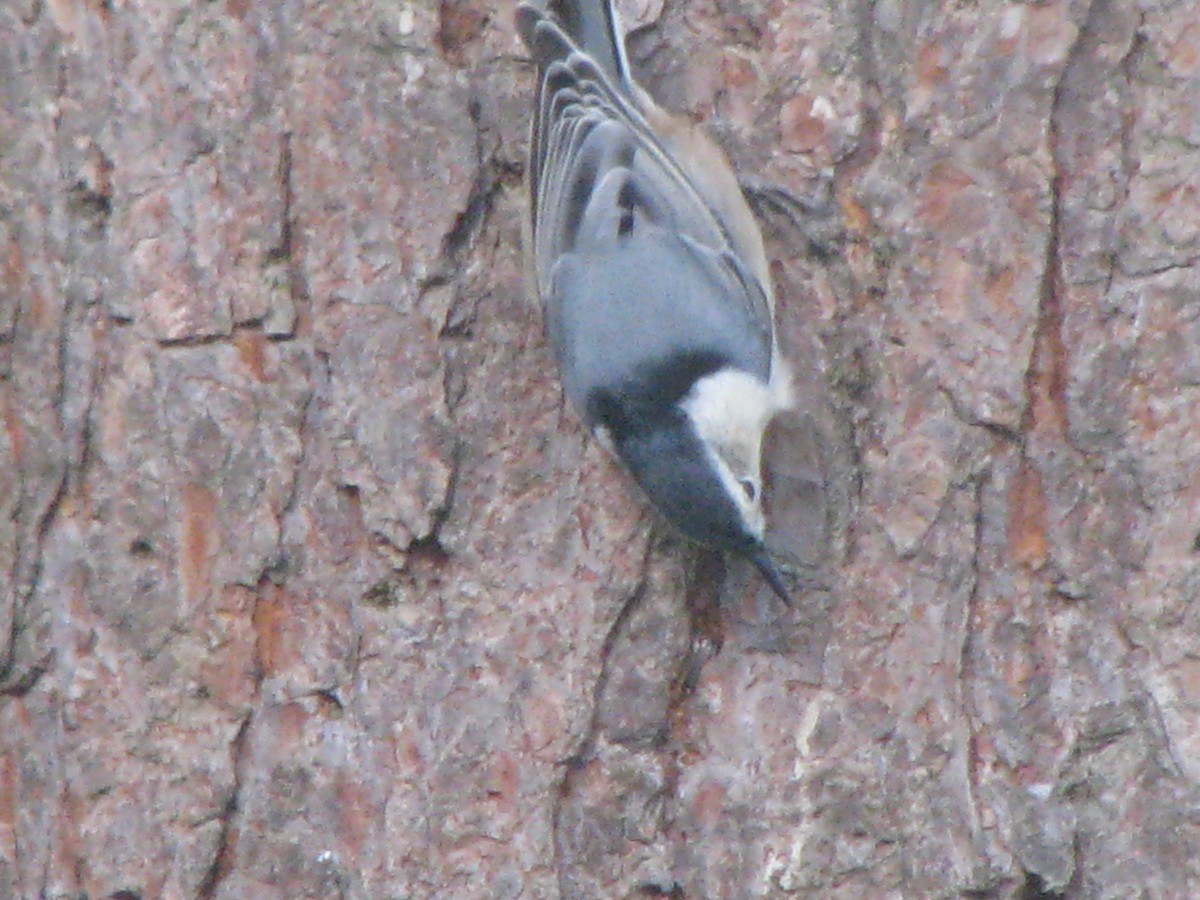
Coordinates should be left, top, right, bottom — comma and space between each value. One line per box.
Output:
2, 0, 1199, 897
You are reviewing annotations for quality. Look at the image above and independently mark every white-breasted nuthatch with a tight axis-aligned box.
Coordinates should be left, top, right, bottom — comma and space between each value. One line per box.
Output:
516, 0, 794, 604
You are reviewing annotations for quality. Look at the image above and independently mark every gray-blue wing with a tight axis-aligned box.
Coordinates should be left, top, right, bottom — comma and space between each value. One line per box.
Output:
548, 223, 772, 416
516, 5, 774, 407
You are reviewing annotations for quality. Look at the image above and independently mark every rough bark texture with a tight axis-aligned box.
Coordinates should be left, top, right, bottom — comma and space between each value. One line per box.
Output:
2, 0, 1199, 897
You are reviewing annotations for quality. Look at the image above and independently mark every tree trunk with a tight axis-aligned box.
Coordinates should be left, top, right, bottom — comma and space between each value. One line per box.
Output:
3, 0, 1198, 897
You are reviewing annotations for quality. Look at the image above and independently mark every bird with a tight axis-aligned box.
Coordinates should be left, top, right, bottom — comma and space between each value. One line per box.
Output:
515, 0, 795, 605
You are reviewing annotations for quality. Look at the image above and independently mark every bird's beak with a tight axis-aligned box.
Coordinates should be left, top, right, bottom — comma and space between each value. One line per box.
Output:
751, 549, 793, 607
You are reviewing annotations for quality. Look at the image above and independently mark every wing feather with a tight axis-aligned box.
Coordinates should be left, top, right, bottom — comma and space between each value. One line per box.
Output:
518, 7, 771, 331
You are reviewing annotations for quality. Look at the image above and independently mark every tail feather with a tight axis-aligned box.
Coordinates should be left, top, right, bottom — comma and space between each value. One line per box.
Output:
517, 0, 630, 90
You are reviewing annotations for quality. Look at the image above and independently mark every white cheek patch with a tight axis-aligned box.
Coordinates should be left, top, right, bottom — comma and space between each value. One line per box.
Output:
681, 367, 784, 462
681, 366, 788, 537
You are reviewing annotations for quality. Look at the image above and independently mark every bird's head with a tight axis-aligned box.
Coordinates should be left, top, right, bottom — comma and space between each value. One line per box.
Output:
587, 361, 793, 605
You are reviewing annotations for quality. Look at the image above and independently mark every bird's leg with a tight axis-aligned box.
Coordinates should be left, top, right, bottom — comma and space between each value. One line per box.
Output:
740, 174, 832, 218
739, 174, 843, 260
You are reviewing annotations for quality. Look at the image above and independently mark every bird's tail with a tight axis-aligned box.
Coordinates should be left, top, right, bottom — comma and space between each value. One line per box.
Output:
517, 0, 632, 90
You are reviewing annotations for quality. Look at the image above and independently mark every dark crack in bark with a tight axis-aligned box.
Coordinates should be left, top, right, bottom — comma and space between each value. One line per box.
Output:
1008, 0, 1101, 578
265, 132, 295, 274
844, 0, 885, 180
269, 333, 319, 582
196, 711, 254, 900
551, 549, 655, 896
1029, 72, 1072, 444
812, 0, 895, 567
0, 649, 53, 698
429, 98, 497, 290
558, 580, 652, 771
262, 130, 307, 341
1109, 22, 1147, 294
195, 566, 272, 899
958, 471, 993, 884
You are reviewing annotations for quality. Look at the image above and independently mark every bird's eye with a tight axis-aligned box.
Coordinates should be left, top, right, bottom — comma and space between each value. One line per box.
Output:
739, 478, 758, 502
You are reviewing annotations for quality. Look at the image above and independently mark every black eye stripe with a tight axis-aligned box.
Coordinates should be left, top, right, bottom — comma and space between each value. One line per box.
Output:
739, 478, 757, 501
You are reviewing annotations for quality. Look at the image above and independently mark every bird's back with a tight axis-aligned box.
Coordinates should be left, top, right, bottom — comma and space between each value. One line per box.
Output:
518, 0, 776, 418
549, 214, 772, 418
